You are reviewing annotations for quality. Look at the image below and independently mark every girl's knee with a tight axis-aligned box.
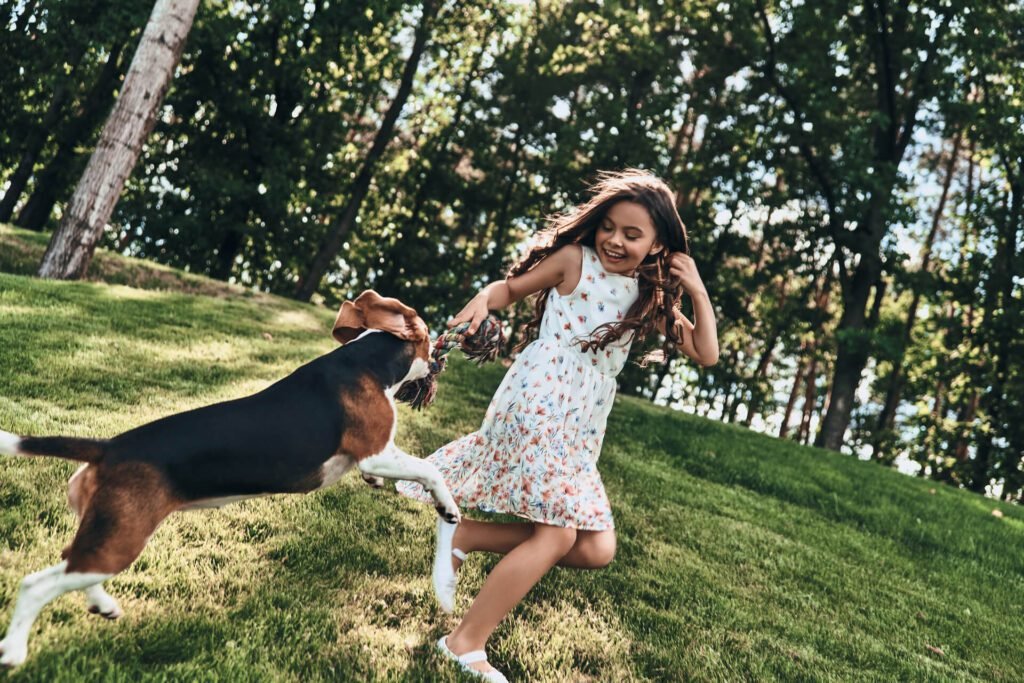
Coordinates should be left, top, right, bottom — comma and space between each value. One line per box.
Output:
534, 524, 578, 555
592, 534, 617, 567
578, 532, 616, 568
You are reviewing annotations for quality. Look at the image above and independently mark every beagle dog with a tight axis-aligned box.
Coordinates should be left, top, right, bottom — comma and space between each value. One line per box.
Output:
0, 289, 460, 668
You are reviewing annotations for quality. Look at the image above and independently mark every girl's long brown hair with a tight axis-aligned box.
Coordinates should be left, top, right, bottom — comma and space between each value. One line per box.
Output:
509, 169, 691, 363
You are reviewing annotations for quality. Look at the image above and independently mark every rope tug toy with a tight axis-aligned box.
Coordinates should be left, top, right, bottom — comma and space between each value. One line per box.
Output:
395, 315, 505, 410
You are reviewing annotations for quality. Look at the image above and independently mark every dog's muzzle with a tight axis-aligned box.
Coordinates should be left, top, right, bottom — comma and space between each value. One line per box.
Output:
394, 317, 504, 410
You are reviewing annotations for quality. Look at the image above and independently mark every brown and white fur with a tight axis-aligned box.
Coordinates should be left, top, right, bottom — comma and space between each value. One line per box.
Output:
0, 290, 460, 668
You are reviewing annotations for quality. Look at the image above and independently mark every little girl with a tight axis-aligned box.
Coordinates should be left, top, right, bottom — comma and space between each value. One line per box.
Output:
396, 169, 719, 681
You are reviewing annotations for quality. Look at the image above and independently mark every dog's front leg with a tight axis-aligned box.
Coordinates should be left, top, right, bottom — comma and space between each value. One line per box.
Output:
360, 473, 386, 489
358, 447, 460, 524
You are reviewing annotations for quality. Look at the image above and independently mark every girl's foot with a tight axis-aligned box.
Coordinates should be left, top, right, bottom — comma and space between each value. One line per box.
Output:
436, 635, 509, 682
432, 518, 467, 612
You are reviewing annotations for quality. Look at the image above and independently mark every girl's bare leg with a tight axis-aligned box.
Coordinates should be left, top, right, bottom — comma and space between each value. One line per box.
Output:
451, 518, 616, 570
443, 523, 580, 675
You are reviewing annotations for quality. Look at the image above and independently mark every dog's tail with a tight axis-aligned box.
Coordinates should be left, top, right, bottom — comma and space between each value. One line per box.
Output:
0, 429, 108, 463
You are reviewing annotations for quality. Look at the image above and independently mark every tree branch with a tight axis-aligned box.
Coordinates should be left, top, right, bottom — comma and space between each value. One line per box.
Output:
866, 0, 899, 141
754, 0, 854, 282
895, 6, 955, 156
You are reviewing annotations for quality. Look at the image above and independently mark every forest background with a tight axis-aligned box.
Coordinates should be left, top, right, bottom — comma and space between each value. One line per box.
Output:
1, 0, 1022, 500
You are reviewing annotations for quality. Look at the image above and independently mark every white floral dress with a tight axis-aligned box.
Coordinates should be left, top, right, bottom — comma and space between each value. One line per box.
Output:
396, 245, 639, 530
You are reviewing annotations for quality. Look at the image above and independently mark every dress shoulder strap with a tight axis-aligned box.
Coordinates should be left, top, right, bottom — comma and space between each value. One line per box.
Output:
578, 244, 598, 278
555, 244, 589, 299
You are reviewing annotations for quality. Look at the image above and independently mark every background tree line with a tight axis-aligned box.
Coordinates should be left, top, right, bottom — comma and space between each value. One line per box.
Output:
1, 0, 1021, 500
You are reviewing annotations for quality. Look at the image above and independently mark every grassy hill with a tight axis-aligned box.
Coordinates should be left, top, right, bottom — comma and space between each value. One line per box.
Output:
1, 235, 1022, 681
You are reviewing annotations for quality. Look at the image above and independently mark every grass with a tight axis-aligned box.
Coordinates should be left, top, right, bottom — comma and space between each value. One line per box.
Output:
1, 231, 1023, 681
0, 224, 260, 299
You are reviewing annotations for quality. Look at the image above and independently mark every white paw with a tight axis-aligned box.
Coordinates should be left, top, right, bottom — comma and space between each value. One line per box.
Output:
87, 601, 123, 620
434, 500, 461, 525
361, 473, 386, 489
0, 638, 28, 668
86, 590, 123, 620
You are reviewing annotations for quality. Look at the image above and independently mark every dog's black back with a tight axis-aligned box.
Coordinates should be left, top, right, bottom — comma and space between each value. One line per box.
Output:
104, 333, 418, 500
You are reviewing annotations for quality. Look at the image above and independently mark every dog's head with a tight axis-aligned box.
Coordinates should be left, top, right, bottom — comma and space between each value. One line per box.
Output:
332, 290, 432, 384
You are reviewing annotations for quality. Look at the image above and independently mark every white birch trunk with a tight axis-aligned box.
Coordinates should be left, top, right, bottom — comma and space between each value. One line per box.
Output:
38, 0, 200, 280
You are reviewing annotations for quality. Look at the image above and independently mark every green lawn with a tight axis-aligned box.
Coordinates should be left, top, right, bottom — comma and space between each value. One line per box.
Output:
1, 238, 1022, 681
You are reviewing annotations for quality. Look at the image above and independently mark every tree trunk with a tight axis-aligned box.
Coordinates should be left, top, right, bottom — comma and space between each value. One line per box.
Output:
211, 228, 243, 281
932, 379, 946, 420
665, 101, 691, 177
0, 70, 79, 221
615, 67, 653, 165
953, 391, 980, 461
814, 246, 880, 449
725, 383, 741, 423
293, 0, 437, 301
743, 308, 784, 428
38, 0, 200, 279
871, 133, 961, 460
803, 4, 954, 451
798, 353, 819, 445
17, 43, 127, 231
951, 138, 979, 462
779, 353, 806, 439
971, 174, 1021, 491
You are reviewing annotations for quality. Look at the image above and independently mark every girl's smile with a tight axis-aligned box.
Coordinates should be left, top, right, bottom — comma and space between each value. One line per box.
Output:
593, 200, 661, 275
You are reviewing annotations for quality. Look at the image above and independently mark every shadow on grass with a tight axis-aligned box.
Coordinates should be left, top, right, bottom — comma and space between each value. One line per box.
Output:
0, 483, 470, 682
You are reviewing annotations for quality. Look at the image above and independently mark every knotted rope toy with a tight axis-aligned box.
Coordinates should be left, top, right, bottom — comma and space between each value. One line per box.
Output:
395, 315, 505, 410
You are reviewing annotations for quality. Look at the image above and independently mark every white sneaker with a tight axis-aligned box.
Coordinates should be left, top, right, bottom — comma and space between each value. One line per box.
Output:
436, 635, 510, 682
432, 517, 461, 613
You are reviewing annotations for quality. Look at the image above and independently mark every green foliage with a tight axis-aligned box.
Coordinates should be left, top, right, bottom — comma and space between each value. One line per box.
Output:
113, 0, 411, 291
0, 0, 150, 223
1, 1, 1022, 497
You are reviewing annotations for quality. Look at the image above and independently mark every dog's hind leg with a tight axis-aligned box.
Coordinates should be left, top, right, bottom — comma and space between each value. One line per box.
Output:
0, 562, 112, 668
62, 465, 178, 583
64, 465, 123, 620
0, 465, 177, 667
358, 446, 460, 524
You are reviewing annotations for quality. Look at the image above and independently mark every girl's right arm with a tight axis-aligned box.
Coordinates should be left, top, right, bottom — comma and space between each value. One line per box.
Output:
448, 245, 581, 334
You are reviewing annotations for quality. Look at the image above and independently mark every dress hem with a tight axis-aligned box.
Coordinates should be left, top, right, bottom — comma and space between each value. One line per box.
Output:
461, 501, 615, 532
396, 485, 615, 531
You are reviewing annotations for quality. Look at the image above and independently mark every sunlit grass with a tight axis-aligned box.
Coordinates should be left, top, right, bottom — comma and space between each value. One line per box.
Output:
0, 253, 1022, 680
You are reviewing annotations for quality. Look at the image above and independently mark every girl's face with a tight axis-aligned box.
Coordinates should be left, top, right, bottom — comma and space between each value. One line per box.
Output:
594, 200, 661, 275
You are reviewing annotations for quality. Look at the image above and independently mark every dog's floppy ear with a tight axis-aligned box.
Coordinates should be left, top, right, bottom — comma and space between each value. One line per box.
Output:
332, 291, 373, 344
333, 290, 428, 344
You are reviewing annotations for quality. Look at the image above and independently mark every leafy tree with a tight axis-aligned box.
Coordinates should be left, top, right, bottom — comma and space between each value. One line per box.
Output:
38, 0, 201, 279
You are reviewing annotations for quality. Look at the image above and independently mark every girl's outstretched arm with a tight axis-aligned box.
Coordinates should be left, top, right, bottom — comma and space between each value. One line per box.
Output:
661, 252, 719, 367
448, 246, 582, 335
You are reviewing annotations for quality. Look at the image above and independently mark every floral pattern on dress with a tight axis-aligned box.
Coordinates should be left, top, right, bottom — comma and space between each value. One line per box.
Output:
396, 245, 638, 530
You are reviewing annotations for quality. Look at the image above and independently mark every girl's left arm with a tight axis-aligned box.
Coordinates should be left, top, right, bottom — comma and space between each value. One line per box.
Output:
658, 253, 719, 367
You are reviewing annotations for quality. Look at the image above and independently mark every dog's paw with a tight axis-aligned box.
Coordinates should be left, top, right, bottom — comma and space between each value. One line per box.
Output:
0, 638, 28, 668
435, 504, 461, 526
88, 603, 123, 620
361, 473, 386, 489
86, 587, 123, 620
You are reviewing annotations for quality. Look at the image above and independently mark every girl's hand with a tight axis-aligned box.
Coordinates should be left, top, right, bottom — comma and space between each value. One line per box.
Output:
448, 292, 490, 335
668, 252, 705, 294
